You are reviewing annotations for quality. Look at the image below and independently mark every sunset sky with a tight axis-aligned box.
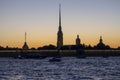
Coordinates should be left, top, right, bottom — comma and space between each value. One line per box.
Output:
0, 0, 120, 48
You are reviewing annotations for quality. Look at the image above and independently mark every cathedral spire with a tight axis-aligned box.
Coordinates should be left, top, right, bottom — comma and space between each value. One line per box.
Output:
57, 4, 63, 49
59, 4, 61, 31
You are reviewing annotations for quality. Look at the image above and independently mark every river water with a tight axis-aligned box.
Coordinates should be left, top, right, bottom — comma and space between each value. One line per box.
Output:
0, 57, 120, 80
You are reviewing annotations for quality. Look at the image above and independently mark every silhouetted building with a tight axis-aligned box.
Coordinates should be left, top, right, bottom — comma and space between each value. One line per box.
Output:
60, 35, 84, 50
0, 46, 4, 50
117, 46, 120, 50
22, 32, 29, 49
76, 35, 81, 46
57, 4, 63, 49
96, 36, 105, 49
97, 36, 105, 47
85, 44, 93, 49
61, 45, 77, 50
95, 36, 110, 49
38, 44, 56, 50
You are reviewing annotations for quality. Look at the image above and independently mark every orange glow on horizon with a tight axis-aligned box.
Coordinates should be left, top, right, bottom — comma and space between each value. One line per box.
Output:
0, 35, 119, 48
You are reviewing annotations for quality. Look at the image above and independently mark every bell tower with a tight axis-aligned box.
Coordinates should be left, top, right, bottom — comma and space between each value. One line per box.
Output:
76, 35, 81, 46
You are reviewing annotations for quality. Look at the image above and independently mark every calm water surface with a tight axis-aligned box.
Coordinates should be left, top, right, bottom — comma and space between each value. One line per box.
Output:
0, 57, 120, 80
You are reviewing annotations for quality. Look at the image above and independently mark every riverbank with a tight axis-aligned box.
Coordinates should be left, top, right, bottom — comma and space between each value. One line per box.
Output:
0, 50, 120, 58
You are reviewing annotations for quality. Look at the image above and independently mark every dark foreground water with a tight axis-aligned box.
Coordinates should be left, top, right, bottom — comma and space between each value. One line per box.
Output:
0, 57, 120, 80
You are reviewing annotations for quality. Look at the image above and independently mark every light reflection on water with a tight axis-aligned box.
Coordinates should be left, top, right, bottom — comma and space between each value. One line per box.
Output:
0, 57, 120, 80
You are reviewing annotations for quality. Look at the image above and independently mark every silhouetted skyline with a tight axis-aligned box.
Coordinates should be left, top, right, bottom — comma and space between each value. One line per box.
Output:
0, 0, 120, 48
